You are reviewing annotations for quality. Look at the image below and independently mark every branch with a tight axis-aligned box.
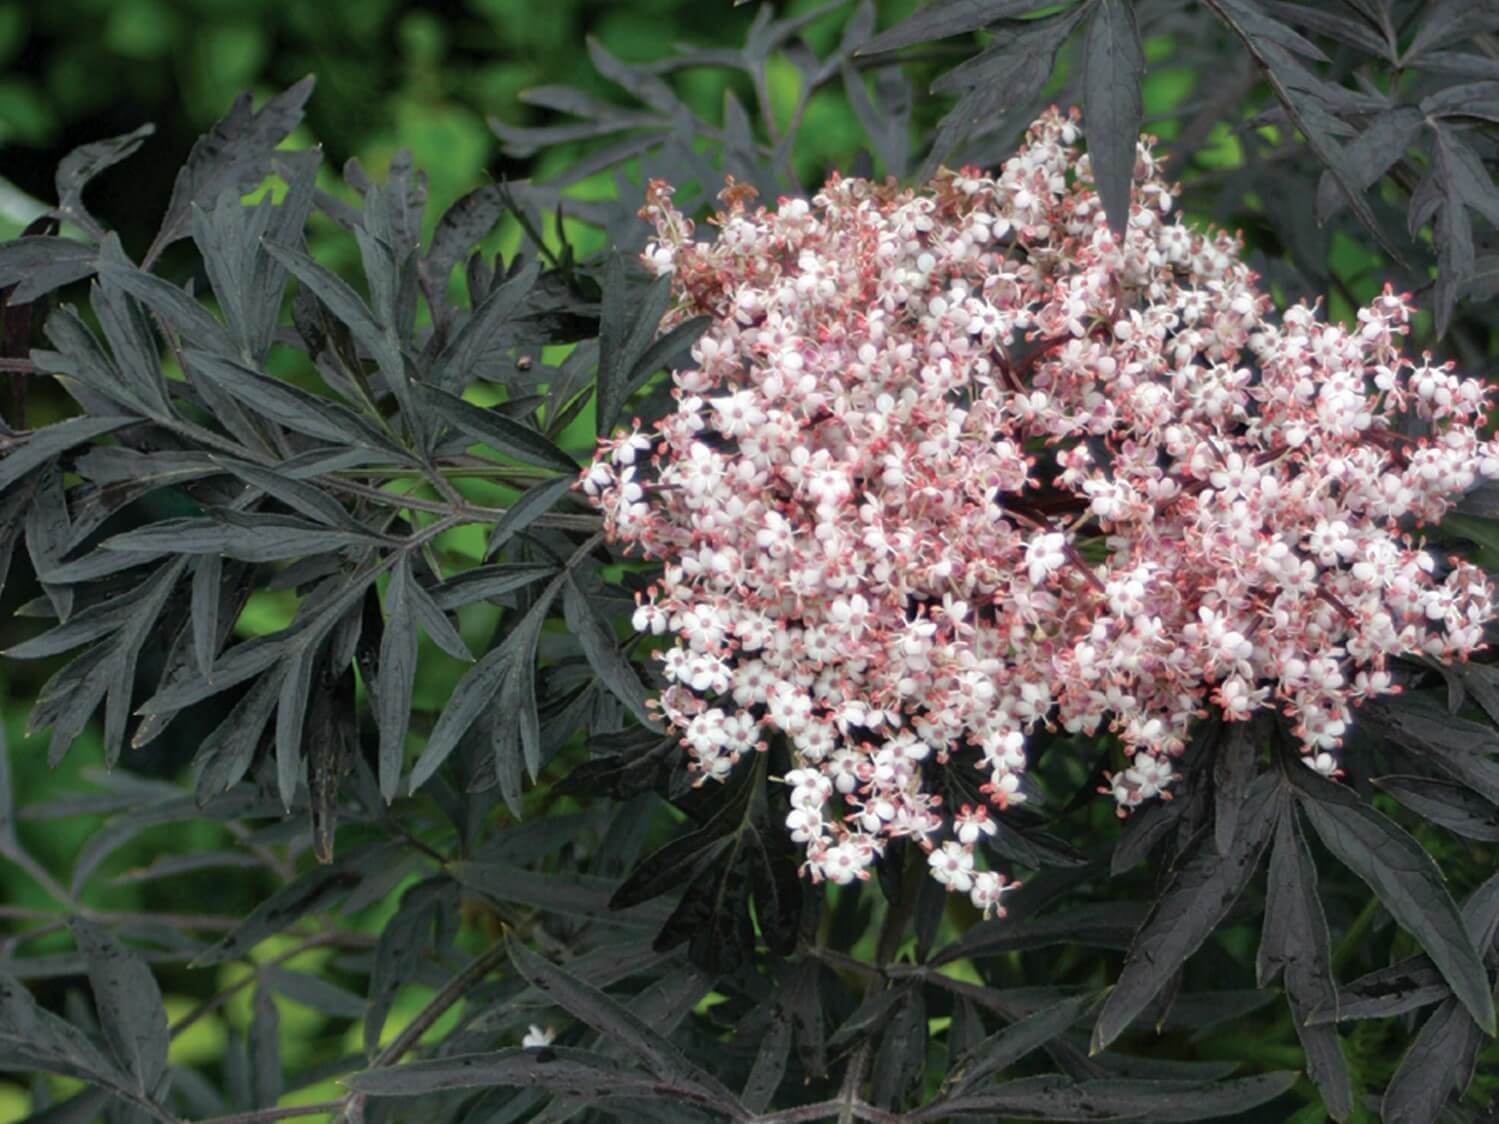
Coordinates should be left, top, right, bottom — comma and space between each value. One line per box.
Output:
753, 1098, 906, 1124
0, 905, 241, 931
335, 941, 511, 1123
1, 845, 74, 907
194, 1102, 346, 1124
170, 931, 361, 1041
373, 941, 509, 1068
323, 473, 602, 532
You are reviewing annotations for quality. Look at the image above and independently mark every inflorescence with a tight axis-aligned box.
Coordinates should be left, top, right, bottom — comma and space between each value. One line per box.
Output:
581, 109, 1499, 912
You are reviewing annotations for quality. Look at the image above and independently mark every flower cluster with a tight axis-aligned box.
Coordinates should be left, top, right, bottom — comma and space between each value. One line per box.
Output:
581, 109, 1499, 908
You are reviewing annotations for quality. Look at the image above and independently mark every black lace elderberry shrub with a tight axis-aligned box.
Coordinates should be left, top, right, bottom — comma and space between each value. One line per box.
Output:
2, 3, 1499, 1123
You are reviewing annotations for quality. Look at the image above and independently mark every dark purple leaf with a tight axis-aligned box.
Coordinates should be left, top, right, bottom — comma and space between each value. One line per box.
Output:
0, 237, 98, 304
249, 983, 280, 1107
103, 514, 380, 564
1091, 774, 1278, 1052
1263, 2, 1387, 55
53, 123, 155, 237
1314, 106, 1424, 223
194, 670, 282, 804
1202, 0, 1400, 263
1083, 0, 1145, 239
485, 477, 574, 558
422, 185, 506, 327
1421, 81, 1499, 123
595, 250, 673, 437
924, 8, 1087, 174
0, 973, 127, 1088
377, 555, 418, 804
0, 416, 136, 495
305, 661, 354, 863
263, 967, 365, 1019
586, 37, 681, 115
148, 77, 315, 265
1380, 997, 1484, 1124
827, 984, 914, 1054
507, 938, 739, 1108
183, 348, 412, 459
1420, 50, 1499, 79
345, 1045, 726, 1108
1213, 718, 1261, 855
66, 918, 168, 1099
934, 903, 1146, 965
409, 584, 558, 793
562, 574, 658, 730
96, 242, 236, 356
190, 857, 366, 967
364, 879, 444, 1053
859, 0, 1073, 55
1434, 123, 1499, 229
872, 985, 927, 1108
740, 1005, 792, 1112
919, 1070, 1299, 1121
429, 260, 539, 395
419, 383, 579, 473
1256, 806, 1351, 1120
428, 562, 556, 611
946, 993, 1096, 1097
1404, 0, 1499, 62
1375, 775, 1499, 841
1294, 767, 1495, 1035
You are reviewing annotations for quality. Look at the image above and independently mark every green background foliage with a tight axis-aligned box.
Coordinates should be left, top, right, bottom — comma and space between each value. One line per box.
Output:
0, 0, 913, 247
2, 1, 1498, 1121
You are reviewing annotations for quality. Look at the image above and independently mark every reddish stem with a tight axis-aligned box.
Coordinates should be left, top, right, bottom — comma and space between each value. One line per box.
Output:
1316, 586, 1357, 624
1064, 542, 1109, 596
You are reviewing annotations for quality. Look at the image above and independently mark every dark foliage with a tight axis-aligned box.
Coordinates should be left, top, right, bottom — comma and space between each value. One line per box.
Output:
2, 2, 1499, 1122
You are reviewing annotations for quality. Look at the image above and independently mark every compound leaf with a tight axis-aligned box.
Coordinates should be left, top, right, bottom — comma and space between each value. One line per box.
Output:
1092, 774, 1278, 1052
149, 77, 315, 264
0, 973, 127, 1088
1294, 767, 1495, 1035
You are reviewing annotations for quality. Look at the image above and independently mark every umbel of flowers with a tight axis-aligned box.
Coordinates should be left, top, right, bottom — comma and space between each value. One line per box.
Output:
582, 108, 1499, 912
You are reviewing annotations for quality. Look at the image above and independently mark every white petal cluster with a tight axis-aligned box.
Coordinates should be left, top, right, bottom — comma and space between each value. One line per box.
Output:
585, 109, 1499, 905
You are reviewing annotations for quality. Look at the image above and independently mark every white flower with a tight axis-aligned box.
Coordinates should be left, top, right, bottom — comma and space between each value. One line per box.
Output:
927, 841, 975, 893
954, 805, 998, 845
1025, 533, 1068, 586
632, 600, 669, 635
713, 390, 768, 438
968, 870, 1016, 918
786, 807, 824, 844
1125, 753, 1176, 799
522, 1024, 555, 1049
817, 839, 875, 885
1302, 752, 1341, 778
